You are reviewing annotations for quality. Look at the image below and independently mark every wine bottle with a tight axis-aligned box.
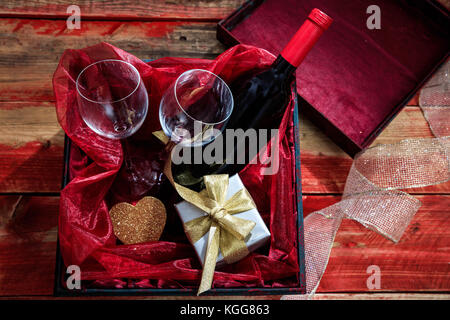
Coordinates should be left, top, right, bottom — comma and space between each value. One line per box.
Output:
218, 8, 332, 175
172, 9, 333, 189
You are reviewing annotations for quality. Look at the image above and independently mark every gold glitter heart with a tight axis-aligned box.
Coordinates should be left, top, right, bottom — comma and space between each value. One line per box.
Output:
109, 196, 166, 245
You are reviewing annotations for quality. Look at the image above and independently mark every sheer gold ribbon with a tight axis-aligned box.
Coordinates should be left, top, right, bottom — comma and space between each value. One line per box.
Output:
161, 151, 256, 295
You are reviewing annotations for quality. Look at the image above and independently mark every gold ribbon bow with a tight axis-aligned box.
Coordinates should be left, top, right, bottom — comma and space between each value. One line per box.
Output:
164, 159, 256, 295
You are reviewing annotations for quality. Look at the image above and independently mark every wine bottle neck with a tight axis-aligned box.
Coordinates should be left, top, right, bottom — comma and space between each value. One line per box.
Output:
271, 55, 296, 80
280, 9, 332, 68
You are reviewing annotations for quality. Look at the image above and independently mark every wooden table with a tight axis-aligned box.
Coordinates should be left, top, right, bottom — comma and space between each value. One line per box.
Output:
0, 0, 448, 300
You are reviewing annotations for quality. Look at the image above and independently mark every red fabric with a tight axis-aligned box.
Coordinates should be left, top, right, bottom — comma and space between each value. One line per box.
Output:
53, 42, 300, 290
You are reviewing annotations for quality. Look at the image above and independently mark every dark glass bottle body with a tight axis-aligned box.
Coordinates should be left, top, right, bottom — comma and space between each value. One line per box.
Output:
215, 56, 295, 175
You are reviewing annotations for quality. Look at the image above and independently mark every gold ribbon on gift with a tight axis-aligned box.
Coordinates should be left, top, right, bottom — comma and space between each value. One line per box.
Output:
158, 138, 257, 295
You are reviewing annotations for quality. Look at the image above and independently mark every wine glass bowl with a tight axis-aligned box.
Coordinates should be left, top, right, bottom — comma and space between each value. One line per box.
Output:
159, 69, 233, 147
76, 59, 148, 139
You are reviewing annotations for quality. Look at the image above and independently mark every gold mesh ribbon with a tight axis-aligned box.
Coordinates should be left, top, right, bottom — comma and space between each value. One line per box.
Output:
163, 157, 256, 295
283, 61, 450, 299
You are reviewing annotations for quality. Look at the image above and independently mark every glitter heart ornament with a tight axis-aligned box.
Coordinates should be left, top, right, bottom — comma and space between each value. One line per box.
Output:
109, 196, 166, 244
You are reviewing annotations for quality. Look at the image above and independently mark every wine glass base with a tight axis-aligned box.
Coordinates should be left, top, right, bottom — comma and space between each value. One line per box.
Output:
110, 153, 166, 203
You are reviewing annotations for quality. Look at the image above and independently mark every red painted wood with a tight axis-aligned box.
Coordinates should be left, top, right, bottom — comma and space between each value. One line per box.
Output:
0, 19, 224, 102
0, 195, 22, 226
304, 195, 450, 293
0, 0, 245, 21
0, 195, 448, 296
0, 18, 422, 105
1, 104, 448, 194
0, 196, 58, 296
0, 2, 447, 299
0, 101, 64, 193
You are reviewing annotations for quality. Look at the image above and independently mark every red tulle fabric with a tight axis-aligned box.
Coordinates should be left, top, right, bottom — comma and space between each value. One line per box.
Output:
53, 42, 300, 290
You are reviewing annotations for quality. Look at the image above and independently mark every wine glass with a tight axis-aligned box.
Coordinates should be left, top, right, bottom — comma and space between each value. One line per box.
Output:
159, 69, 233, 146
159, 69, 234, 188
76, 59, 148, 139
76, 59, 162, 201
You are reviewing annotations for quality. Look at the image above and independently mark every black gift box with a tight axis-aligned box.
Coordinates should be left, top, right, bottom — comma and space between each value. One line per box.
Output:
54, 75, 306, 296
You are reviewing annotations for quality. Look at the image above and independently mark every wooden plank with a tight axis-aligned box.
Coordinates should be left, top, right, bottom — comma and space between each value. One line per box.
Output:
302, 195, 450, 293
1, 101, 448, 193
0, 19, 446, 193
0, 196, 58, 296
0, 195, 22, 225
0, 0, 244, 21
407, 92, 419, 107
0, 102, 64, 193
0, 18, 421, 105
0, 195, 448, 296
0, 19, 225, 102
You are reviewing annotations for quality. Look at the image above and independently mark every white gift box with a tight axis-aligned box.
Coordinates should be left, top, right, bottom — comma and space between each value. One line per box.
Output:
174, 174, 271, 268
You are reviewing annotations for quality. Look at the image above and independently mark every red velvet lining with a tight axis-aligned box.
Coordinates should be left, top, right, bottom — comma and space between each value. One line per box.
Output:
231, 0, 449, 147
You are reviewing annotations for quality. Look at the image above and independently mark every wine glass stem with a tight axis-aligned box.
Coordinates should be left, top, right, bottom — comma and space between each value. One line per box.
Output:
121, 138, 134, 173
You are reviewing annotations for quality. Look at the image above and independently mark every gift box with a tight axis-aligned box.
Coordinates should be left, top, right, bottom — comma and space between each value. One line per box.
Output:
175, 174, 271, 269
53, 43, 306, 296
217, 0, 450, 156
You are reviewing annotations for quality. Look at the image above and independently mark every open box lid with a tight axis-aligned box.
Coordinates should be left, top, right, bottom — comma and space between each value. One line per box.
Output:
217, 0, 450, 156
